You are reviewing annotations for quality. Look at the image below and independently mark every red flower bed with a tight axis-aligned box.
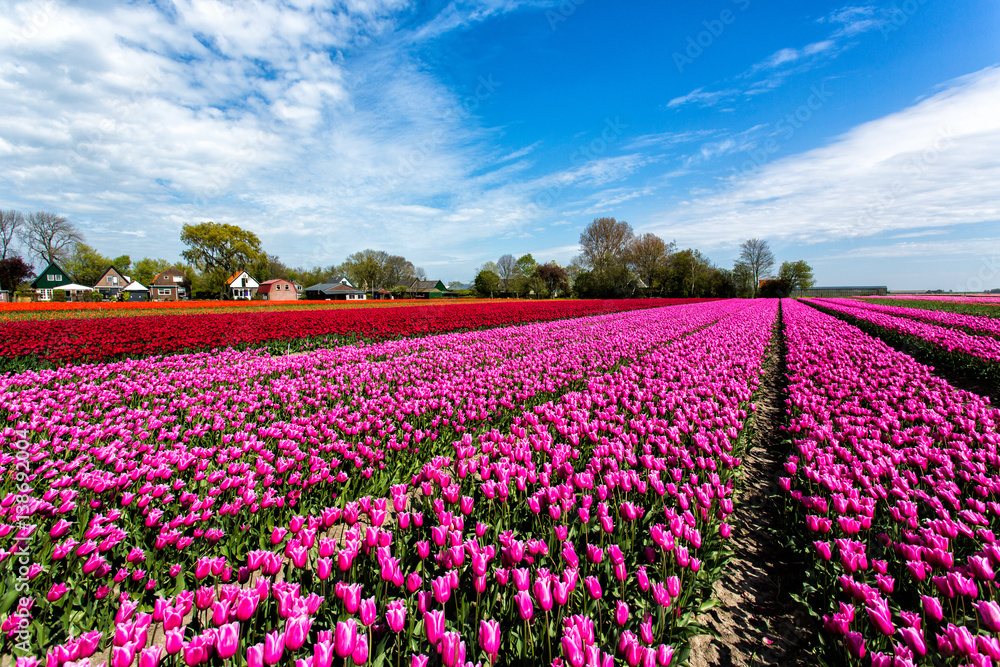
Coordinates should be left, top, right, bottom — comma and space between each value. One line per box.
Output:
0, 299, 712, 368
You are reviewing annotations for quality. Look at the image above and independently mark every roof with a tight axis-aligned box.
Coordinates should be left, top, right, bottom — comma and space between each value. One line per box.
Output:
123, 281, 148, 291
306, 282, 365, 294
30, 261, 74, 289
409, 280, 446, 292
258, 279, 295, 294
55, 283, 94, 291
151, 267, 186, 287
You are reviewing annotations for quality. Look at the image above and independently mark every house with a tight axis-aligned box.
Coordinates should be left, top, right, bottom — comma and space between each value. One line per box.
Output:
30, 261, 75, 301
373, 288, 394, 300
399, 279, 448, 299
123, 281, 150, 302
305, 276, 367, 301
225, 270, 259, 300
258, 279, 297, 301
93, 266, 131, 299
150, 267, 189, 301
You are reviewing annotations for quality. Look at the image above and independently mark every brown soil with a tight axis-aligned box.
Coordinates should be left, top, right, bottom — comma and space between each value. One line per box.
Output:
689, 310, 815, 667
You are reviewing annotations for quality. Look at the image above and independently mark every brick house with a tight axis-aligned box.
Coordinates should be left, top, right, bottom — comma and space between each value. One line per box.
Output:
258, 279, 297, 301
150, 267, 189, 301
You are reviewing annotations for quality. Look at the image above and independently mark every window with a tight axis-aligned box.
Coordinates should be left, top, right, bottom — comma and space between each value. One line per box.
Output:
47, 274, 61, 282
158, 288, 171, 296
284, 284, 289, 290
173, 276, 183, 283
107, 277, 113, 284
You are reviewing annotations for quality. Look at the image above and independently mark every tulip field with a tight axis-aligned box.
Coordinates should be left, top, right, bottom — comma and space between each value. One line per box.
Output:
3, 296, 1000, 667
0, 299, 711, 372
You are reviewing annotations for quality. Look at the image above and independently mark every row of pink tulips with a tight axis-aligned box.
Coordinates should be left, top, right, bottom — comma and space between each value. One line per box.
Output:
781, 299, 1000, 665
821, 298, 1000, 340
809, 298, 1000, 363
1, 300, 776, 666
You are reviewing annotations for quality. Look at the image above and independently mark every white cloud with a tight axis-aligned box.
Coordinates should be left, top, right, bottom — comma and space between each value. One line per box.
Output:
648, 67, 1000, 247
0, 0, 572, 275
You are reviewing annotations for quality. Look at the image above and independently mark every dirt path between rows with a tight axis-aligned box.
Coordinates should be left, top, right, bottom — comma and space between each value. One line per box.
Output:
689, 307, 815, 667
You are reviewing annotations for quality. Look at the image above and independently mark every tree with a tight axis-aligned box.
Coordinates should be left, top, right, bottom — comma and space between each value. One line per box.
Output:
0, 210, 24, 260
385, 255, 417, 288
111, 255, 132, 273
778, 260, 815, 292
474, 269, 501, 298
0, 257, 34, 293
133, 257, 172, 288
513, 254, 538, 297
496, 254, 517, 295
732, 261, 755, 298
626, 233, 675, 291
535, 262, 570, 297
65, 243, 112, 287
341, 249, 392, 296
180, 222, 265, 297
579, 217, 634, 274
738, 238, 775, 298
23, 211, 83, 264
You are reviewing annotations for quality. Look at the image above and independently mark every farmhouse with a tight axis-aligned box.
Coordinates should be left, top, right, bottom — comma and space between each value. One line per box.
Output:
150, 267, 189, 301
93, 266, 131, 298
305, 276, 367, 300
791, 286, 888, 297
225, 270, 259, 300
399, 279, 448, 299
30, 261, 75, 301
258, 279, 297, 301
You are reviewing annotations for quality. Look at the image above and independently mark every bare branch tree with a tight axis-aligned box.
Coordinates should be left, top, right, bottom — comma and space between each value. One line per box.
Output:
0, 210, 25, 260
496, 254, 516, 294
23, 212, 83, 265
738, 238, 775, 298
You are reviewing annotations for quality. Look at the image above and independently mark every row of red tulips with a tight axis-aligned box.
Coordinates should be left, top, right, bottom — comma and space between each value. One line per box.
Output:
0, 299, 712, 371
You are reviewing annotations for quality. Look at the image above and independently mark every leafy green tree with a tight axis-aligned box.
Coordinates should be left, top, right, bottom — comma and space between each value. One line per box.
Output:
111, 255, 132, 273
513, 254, 538, 297
133, 257, 172, 288
474, 270, 501, 298
778, 260, 815, 292
180, 222, 265, 297
578, 217, 636, 297
64, 243, 112, 287
732, 261, 755, 298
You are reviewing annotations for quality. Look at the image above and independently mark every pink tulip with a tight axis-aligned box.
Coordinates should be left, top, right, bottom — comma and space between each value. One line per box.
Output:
514, 590, 534, 621
263, 631, 284, 666
386, 600, 406, 633
351, 633, 368, 665
424, 610, 445, 645
335, 619, 358, 659
285, 615, 312, 651
247, 644, 264, 667
479, 619, 500, 664
216, 622, 239, 659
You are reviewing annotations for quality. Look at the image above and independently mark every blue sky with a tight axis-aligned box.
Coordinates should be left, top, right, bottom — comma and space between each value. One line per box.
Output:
1, 0, 998, 289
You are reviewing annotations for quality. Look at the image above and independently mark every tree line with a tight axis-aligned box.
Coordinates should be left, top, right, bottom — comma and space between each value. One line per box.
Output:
0, 209, 814, 299
0, 212, 430, 298
473, 218, 814, 299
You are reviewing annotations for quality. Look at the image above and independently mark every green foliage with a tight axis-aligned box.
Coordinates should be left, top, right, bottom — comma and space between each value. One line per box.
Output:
473, 269, 501, 297
64, 243, 112, 287
89, 291, 104, 302
132, 258, 172, 288
180, 221, 265, 297
52, 289, 66, 302
111, 255, 132, 273
778, 260, 815, 291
